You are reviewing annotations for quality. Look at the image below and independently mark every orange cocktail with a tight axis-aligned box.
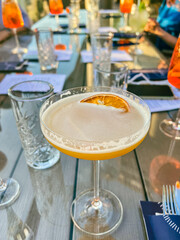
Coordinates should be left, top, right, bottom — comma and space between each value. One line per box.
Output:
40, 86, 150, 236
49, 0, 63, 14
41, 88, 150, 161
2, 0, 24, 29
120, 0, 133, 13
168, 36, 180, 89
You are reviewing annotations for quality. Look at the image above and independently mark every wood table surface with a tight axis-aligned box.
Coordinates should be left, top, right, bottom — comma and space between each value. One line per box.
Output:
0, 10, 180, 240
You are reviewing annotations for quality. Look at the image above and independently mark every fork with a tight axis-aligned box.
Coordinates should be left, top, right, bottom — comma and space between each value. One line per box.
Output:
162, 185, 180, 215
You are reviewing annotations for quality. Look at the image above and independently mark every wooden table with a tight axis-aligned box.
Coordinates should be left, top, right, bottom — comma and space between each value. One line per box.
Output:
0, 10, 180, 240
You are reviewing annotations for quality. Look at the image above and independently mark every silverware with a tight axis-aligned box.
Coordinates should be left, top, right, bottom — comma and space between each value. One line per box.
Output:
162, 185, 180, 215
15, 60, 28, 70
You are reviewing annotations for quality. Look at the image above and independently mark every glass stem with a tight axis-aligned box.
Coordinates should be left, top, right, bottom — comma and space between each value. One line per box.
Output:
55, 14, 60, 28
124, 13, 128, 27
93, 160, 100, 204
135, 33, 140, 51
174, 109, 180, 131
12, 28, 20, 50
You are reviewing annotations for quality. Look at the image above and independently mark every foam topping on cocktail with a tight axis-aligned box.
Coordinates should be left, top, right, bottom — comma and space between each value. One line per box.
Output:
41, 92, 150, 160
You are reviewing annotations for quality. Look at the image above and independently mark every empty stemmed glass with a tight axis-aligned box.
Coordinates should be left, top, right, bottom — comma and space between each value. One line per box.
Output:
0, 177, 20, 208
160, 35, 180, 139
2, 0, 28, 55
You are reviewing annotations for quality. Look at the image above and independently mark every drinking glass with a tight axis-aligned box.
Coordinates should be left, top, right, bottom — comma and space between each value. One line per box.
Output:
8, 80, 60, 169
2, 0, 28, 55
40, 86, 151, 236
34, 28, 58, 71
86, 0, 100, 34
66, 0, 80, 33
0, 177, 20, 208
49, 0, 64, 31
129, 6, 149, 55
119, 0, 133, 32
160, 36, 180, 139
95, 62, 129, 90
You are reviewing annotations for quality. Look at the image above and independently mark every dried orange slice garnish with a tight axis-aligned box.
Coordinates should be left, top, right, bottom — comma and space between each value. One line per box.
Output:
80, 94, 130, 112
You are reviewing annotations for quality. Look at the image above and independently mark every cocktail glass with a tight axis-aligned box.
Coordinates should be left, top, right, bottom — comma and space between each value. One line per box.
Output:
40, 86, 151, 236
49, 0, 64, 32
129, 6, 149, 55
160, 35, 180, 140
0, 177, 20, 208
119, 0, 133, 32
2, 0, 28, 55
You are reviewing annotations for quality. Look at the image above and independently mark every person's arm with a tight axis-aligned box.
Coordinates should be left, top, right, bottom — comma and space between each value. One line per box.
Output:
155, 28, 177, 48
144, 18, 177, 48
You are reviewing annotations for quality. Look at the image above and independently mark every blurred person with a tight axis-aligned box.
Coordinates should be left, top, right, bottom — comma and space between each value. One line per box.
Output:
0, 1, 31, 42
144, 0, 180, 51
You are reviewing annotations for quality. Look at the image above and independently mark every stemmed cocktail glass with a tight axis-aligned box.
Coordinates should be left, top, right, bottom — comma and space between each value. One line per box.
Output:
49, 0, 64, 32
119, 0, 133, 32
0, 177, 20, 208
160, 35, 180, 139
40, 86, 151, 236
129, 4, 149, 55
2, 0, 27, 55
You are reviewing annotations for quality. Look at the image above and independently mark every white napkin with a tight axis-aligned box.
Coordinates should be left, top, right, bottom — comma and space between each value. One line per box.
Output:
0, 74, 66, 94
81, 50, 133, 63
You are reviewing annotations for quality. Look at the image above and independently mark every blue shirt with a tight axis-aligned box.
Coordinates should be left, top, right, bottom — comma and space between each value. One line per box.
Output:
156, 0, 180, 50
0, 1, 31, 30
157, 0, 180, 37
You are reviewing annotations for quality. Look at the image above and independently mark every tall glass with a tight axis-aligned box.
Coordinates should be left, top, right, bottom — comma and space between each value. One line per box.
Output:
119, 0, 133, 32
49, 0, 64, 31
2, 0, 27, 54
40, 86, 151, 236
160, 36, 180, 139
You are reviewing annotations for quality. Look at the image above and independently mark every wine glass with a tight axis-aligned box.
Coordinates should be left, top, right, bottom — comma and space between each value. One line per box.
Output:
0, 177, 20, 208
119, 0, 133, 32
160, 35, 180, 140
2, 0, 28, 55
49, 0, 64, 32
40, 86, 151, 236
129, 5, 149, 55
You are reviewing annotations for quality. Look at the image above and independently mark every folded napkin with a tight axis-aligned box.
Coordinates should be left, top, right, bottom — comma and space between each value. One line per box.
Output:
60, 23, 86, 29
113, 32, 137, 39
0, 61, 27, 73
0, 74, 66, 95
130, 69, 168, 82
81, 50, 133, 63
23, 50, 72, 62
113, 39, 137, 47
140, 201, 180, 240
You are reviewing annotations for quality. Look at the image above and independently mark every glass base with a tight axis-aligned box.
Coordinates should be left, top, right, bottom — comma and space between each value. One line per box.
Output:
27, 148, 60, 170
70, 189, 123, 236
129, 47, 143, 55
12, 46, 28, 55
0, 178, 20, 209
160, 119, 180, 140
119, 25, 132, 33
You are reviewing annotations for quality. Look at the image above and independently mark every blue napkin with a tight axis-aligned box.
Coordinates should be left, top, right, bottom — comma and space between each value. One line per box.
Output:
60, 23, 86, 29
0, 61, 27, 73
140, 201, 180, 240
113, 32, 138, 39
130, 69, 168, 81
